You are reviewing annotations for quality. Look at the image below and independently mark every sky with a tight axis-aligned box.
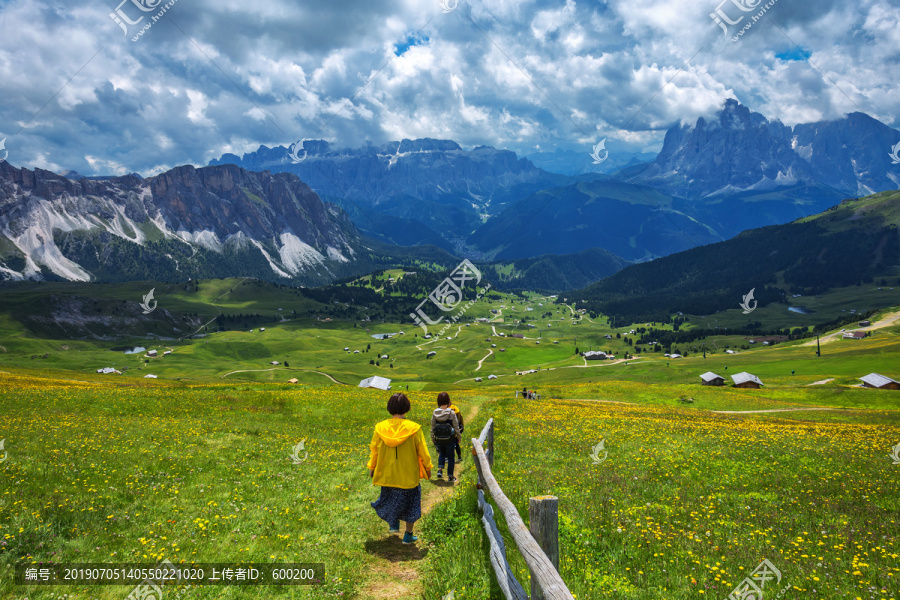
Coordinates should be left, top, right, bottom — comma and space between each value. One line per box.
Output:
0, 0, 898, 176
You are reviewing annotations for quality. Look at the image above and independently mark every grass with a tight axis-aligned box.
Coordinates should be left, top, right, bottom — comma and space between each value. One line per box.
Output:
2, 280, 900, 598
488, 397, 900, 599
0, 372, 490, 599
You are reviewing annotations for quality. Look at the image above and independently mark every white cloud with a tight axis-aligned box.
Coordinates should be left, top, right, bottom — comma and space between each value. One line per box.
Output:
0, 0, 895, 175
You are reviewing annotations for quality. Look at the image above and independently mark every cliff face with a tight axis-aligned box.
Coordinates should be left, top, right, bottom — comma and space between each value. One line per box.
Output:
631, 99, 900, 198
209, 137, 564, 243
0, 161, 362, 284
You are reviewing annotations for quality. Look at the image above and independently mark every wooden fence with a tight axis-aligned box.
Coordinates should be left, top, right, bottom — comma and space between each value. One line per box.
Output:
470, 418, 575, 600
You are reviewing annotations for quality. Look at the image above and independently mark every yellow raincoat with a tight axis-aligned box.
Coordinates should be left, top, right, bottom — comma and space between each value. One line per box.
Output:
367, 418, 433, 489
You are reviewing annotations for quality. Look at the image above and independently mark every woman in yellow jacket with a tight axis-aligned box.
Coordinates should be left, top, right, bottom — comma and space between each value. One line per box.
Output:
367, 392, 433, 544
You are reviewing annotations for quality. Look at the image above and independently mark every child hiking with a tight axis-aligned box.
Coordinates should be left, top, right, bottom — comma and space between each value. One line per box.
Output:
431, 392, 461, 482
367, 392, 432, 544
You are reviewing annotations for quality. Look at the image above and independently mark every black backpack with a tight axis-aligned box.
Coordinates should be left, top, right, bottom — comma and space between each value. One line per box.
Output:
433, 419, 455, 442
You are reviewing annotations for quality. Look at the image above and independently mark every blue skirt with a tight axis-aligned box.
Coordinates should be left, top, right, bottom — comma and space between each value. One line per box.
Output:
371, 485, 422, 527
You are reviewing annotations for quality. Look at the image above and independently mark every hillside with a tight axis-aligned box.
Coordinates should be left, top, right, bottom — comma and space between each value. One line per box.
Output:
567, 190, 900, 322
467, 179, 723, 261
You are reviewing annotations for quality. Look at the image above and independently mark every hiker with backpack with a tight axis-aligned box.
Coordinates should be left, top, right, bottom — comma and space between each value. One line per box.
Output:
449, 400, 464, 461
431, 392, 461, 482
367, 392, 433, 544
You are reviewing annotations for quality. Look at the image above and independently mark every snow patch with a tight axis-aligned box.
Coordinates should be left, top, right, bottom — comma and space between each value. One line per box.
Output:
278, 233, 325, 274
326, 246, 349, 263
175, 229, 222, 252
250, 239, 291, 278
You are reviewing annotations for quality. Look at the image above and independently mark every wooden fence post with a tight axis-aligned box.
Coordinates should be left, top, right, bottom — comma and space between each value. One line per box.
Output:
529, 496, 560, 600
487, 419, 495, 466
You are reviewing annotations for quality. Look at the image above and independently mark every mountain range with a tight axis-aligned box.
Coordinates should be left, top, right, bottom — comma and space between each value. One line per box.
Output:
209, 100, 900, 263
0, 162, 370, 285
2, 99, 899, 291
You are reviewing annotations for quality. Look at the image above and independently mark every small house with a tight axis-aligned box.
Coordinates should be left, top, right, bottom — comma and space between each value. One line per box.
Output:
725, 349, 736, 354
344, 347, 350, 351
380, 354, 389, 359
260, 328, 265, 332
859, 373, 900, 390
488, 374, 498, 380
143, 374, 157, 379
583, 351, 608, 360
147, 350, 158, 357
859, 320, 871, 327
731, 372, 763, 389
270, 361, 280, 366
491, 344, 497, 348
474, 377, 483, 382
843, 331, 868, 340
427, 351, 437, 358
287, 378, 299, 384
700, 371, 725, 386
163, 350, 172, 356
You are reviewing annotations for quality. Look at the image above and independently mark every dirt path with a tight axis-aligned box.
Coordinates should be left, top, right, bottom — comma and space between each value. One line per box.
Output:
475, 349, 493, 371
219, 368, 346, 384
360, 403, 482, 599
183, 277, 251, 339
807, 378, 835, 386
802, 309, 900, 346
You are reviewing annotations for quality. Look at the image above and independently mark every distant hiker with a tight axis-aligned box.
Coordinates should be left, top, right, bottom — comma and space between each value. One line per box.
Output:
368, 393, 432, 544
431, 392, 461, 483
449, 400, 464, 461
522, 386, 527, 398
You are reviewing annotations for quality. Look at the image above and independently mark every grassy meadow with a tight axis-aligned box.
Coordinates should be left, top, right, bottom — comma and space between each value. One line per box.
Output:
1, 279, 900, 599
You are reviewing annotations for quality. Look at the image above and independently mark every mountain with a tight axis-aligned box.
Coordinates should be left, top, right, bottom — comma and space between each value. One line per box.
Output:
209, 138, 565, 246
567, 190, 900, 323
0, 162, 374, 285
478, 247, 629, 292
526, 147, 657, 176
628, 99, 900, 199
467, 179, 723, 261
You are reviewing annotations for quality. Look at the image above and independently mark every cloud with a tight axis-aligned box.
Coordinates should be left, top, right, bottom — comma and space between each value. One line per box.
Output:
0, 0, 896, 176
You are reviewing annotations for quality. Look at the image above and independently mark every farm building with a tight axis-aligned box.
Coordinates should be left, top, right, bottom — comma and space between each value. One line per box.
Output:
700, 372, 725, 386
270, 361, 280, 365
474, 377, 483, 382
427, 351, 437, 358
143, 374, 157, 379
859, 373, 900, 390
147, 350, 158, 357
260, 328, 265, 331
358, 376, 392, 391
843, 331, 868, 339
731, 372, 764, 389
163, 350, 172, 356
583, 351, 608, 360
287, 378, 299, 384
510, 333, 524, 339
488, 374, 498, 380
859, 320, 871, 326
97, 367, 121, 374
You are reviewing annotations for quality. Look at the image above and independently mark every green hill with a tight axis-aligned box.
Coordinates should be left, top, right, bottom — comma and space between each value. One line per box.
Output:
568, 190, 900, 323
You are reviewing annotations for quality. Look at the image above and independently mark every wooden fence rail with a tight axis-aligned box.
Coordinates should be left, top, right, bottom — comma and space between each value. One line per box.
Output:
470, 419, 575, 600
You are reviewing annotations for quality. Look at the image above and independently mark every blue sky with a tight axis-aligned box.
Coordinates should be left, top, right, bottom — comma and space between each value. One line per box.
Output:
0, 0, 898, 176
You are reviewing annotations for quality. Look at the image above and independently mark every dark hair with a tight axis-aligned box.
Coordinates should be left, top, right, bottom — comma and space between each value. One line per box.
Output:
437, 391, 451, 407
387, 393, 411, 415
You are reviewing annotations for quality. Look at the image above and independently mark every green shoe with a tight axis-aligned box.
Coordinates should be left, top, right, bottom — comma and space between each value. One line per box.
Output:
402, 532, 418, 544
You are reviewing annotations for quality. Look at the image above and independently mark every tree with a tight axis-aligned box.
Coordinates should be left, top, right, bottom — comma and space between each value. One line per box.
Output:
284, 361, 289, 367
